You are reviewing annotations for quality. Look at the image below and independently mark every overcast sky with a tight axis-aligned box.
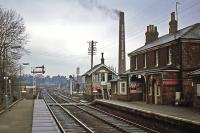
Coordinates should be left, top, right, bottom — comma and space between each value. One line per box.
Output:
0, 0, 200, 76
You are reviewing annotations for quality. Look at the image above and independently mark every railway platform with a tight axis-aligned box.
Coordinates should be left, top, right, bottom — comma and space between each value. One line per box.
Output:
32, 99, 61, 133
0, 99, 33, 133
94, 99, 200, 129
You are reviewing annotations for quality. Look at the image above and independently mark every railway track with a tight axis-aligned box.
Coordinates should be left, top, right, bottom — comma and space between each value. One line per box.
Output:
59, 93, 158, 133
43, 92, 93, 133
43, 90, 158, 133
54, 93, 156, 133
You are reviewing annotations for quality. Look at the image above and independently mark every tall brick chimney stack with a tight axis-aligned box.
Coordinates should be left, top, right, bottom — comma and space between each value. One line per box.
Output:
145, 25, 159, 44
118, 11, 126, 74
169, 12, 177, 34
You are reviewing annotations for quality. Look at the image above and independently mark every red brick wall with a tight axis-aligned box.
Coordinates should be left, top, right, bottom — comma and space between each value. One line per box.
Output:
182, 42, 200, 70
112, 94, 129, 101
159, 47, 168, 67
130, 56, 135, 72
146, 51, 155, 68
162, 86, 176, 104
129, 93, 143, 101
129, 43, 181, 72
182, 79, 193, 105
162, 71, 179, 79
138, 54, 144, 69
171, 43, 181, 66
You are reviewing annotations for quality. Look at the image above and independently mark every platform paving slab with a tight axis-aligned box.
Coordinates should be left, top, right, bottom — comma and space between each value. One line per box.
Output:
32, 99, 61, 133
95, 99, 200, 125
0, 99, 33, 133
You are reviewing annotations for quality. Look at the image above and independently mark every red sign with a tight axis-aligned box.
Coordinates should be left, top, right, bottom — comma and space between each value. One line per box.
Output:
92, 85, 98, 93
162, 81, 178, 85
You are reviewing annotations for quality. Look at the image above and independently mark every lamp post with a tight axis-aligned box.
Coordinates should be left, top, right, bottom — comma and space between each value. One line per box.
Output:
1, 44, 22, 108
9, 79, 11, 102
4, 76, 8, 109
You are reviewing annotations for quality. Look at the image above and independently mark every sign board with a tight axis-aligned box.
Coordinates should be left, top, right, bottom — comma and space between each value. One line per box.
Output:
162, 81, 178, 85
92, 85, 98, 93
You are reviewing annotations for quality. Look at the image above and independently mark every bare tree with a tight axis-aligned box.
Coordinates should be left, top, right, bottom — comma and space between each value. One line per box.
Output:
0, 7, 28, 104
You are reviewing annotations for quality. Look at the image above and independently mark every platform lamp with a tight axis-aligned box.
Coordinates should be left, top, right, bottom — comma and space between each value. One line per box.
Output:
2, 45, 22, 109
3, 76, 9, 109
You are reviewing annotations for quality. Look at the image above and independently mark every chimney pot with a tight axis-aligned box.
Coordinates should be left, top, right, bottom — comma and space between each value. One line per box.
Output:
150, 25, 152, 32
171, 12, 175, 21
101, 52, 104, 64
145, 24, 159, 44
153, 26, 156, 32
155, 26, 157, 32
151, 25, 153, 32
169, 12, 177, 34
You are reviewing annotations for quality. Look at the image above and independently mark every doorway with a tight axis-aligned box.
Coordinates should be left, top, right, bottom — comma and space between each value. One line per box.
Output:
152, 79, 158, 104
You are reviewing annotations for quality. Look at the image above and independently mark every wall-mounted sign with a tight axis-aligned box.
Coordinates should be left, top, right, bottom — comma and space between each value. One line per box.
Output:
162, 81, 178, 85
130, 81, 136, 93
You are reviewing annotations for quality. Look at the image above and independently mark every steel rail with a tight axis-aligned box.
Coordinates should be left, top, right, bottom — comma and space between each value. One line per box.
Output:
56, 95, 136, 132
58, 93, 79, 103
58, 93, 158, 133
45, 92, 94, 133
84, 105, 159, 133
43, 96, 66, 133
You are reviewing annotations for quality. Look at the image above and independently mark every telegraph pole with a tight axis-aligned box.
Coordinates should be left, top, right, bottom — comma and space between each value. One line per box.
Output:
176, 1, 181, 29
88, 40, 97, 69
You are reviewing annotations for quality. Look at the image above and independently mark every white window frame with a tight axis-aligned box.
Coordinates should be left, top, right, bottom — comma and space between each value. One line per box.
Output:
101, 73, 105, 82
144, 53, 147, 68
92, 74, 95, 82
197, 84, 200, 96
114, 84, 117, 94
135, 56, 138, 70
149, 86, 152, 96
95, 73, 98, 82
168, 47, 172, 65
120, 82, 127, 95
155, 50, 159, 67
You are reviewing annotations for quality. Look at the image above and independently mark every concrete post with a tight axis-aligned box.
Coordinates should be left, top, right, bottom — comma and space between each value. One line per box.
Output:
4, 76, 9, 109
9, 79, 12, 103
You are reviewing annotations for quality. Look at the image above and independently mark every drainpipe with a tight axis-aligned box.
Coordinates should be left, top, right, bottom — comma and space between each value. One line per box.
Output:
176, 39, 182, 105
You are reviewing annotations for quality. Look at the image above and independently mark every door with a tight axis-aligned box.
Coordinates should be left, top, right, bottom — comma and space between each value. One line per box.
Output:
153, 80, 158, 104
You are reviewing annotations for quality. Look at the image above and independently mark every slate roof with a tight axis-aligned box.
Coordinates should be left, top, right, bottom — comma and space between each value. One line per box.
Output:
82, 63, 116, 76
188, 69, 200, 76
128, 23, 200, 56
82, 64, 101, 76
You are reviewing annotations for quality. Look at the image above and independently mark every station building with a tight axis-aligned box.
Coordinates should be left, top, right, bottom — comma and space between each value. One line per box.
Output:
82, 53, 116, 101
111, 12, 200, 107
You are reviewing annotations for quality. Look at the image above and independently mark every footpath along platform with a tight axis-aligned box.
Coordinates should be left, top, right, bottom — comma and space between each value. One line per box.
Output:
32, 99, 61, 133
0, 99, 33, 133
94, 99, 200, 131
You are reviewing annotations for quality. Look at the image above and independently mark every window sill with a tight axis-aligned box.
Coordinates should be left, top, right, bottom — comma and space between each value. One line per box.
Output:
119, 93, 127, 95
